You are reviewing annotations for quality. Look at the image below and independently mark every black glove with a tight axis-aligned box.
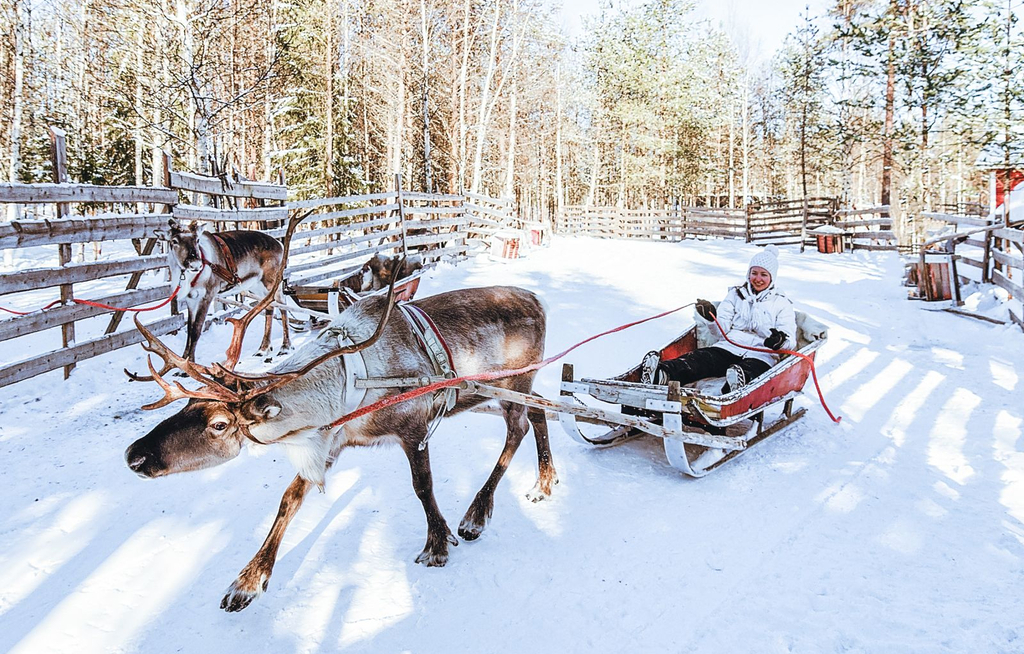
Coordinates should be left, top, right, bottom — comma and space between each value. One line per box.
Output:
764, 328, 788, 350
695, 299, 716, 322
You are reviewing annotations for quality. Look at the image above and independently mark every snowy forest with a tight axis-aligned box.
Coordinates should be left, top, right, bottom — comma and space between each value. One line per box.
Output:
1, 0, 1022, 216
3, 1, 1024, 651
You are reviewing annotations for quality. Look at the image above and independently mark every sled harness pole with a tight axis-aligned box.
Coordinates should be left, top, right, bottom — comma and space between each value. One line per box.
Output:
711, 316, 842, 424
1, 285, 181, 316
326, 303, 695, 430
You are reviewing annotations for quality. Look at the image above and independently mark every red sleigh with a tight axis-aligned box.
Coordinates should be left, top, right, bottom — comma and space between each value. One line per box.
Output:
557, 309, 829, 477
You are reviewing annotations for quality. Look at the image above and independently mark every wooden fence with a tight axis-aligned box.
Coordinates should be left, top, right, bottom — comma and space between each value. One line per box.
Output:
0, 133, 296, 388
990, 227, 1024, 329
833, 206, 899, 252
918, 211, 1024, 329
557, 198, 837, 246
1, 140, 520, 389
282, 182, 502, 291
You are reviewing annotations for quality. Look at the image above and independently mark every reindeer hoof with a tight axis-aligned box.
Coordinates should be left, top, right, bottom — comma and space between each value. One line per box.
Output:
414, 533, 457, 566
458, 498, 493, 541
526, 474, 559, 503
458, 517, 485, 541
220, 574, 268, 613
415, 548, 450, 567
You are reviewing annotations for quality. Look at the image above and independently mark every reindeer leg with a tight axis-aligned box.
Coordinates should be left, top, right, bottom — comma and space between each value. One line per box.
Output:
401, 435, 458, 566
255, 306, 274, 360
525, 397, 559, 502
459, 399, 530, 541
221, 474, 312, 612
276, 285, 292, 356
179, 293, 214, 376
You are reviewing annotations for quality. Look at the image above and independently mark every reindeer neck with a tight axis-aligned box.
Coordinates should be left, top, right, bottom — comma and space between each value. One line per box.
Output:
250, 352, 365, 447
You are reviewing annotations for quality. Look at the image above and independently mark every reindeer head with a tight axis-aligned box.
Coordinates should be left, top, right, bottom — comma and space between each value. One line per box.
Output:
155, 218, 205, 273
125, 396, 283, 477
125, 266, 401, 479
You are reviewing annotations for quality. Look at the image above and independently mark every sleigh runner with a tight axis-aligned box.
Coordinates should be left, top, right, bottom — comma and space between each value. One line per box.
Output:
554, 310, 829, 477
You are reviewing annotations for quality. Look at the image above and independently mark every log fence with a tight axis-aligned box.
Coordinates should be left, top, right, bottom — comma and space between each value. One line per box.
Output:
833, 206, 898, 252
557, 198, 836, 246
0, 134, 185, 387
907, 210, 1023, 329
1, 135, 520, 389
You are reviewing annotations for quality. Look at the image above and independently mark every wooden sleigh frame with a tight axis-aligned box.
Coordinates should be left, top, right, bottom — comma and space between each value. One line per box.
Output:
283, 268, 425, 320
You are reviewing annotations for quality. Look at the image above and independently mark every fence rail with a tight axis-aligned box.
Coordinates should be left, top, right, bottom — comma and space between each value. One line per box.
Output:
1, 140, 521, 388
558, 199, 838, 247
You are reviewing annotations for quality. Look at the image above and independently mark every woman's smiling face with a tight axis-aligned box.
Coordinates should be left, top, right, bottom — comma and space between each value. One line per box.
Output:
749, 266, 772, 292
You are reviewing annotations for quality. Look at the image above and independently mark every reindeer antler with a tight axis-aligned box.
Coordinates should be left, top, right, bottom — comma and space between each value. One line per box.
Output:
129, 314, 245, 410
210, 255, 404, 401
222, 209, 313, 370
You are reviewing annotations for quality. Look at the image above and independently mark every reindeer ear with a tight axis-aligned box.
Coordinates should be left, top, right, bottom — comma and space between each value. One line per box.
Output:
247, 395, 282, 420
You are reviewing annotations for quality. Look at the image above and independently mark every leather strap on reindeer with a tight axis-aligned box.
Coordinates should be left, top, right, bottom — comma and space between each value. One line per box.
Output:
398, 303, 458, 448
204, 233, 242, 289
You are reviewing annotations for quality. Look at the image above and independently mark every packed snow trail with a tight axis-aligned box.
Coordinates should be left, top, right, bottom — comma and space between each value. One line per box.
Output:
0, 237, 1021, 654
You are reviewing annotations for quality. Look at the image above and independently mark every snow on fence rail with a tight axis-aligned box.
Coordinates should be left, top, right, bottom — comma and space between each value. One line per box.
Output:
1, 138, 519, 388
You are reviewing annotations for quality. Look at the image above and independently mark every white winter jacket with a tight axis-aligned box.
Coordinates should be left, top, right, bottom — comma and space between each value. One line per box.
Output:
697, 282, 797, 366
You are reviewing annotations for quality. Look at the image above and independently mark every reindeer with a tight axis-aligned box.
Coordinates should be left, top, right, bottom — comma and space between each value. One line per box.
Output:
123, 276, 558, 612
154, 218, 291, 364
364, 252, 424, 290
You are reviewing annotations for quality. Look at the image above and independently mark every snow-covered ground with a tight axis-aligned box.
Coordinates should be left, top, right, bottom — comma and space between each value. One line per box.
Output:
1, 236, 1022, 654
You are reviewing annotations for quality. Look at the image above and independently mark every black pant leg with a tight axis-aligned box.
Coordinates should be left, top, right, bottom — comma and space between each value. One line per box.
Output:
658, 347, 738, 384
737, 358, 772, 382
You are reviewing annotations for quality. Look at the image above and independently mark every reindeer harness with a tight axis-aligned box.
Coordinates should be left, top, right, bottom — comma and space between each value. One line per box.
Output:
398, 303, 459, 449
399, 303, 459, 408
198, 233, 242, 289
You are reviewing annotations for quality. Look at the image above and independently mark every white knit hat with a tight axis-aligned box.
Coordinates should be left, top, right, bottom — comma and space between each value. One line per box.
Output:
748, 244, 779, 281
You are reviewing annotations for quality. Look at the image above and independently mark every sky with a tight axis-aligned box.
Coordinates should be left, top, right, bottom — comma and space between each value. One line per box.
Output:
556, 0, 832, 65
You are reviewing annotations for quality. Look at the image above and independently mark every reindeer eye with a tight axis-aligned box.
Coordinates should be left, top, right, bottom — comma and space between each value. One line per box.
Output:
171, 238, 179, 245
210, 421, 229, 432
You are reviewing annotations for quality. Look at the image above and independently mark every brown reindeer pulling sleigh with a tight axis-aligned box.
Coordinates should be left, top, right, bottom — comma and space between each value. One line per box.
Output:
125, 263, 557, 612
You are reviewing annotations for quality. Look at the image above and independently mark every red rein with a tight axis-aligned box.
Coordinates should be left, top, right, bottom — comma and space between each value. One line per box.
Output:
711, 316, 842, 423
326, 303, 695, 429
1, 285, 181, 316
327, 302, 841, 430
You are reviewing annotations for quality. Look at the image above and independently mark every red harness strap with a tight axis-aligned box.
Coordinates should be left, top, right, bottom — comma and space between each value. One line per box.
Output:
202, 233, 241, 289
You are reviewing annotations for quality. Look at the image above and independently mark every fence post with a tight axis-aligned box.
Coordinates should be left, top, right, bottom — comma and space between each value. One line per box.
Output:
799, 197, 809, 253
744, 203, 753, 243
395, 173, 408, 259
105, 152, 174, 335
47, 126, 76, 379
982, 229, 993, 284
